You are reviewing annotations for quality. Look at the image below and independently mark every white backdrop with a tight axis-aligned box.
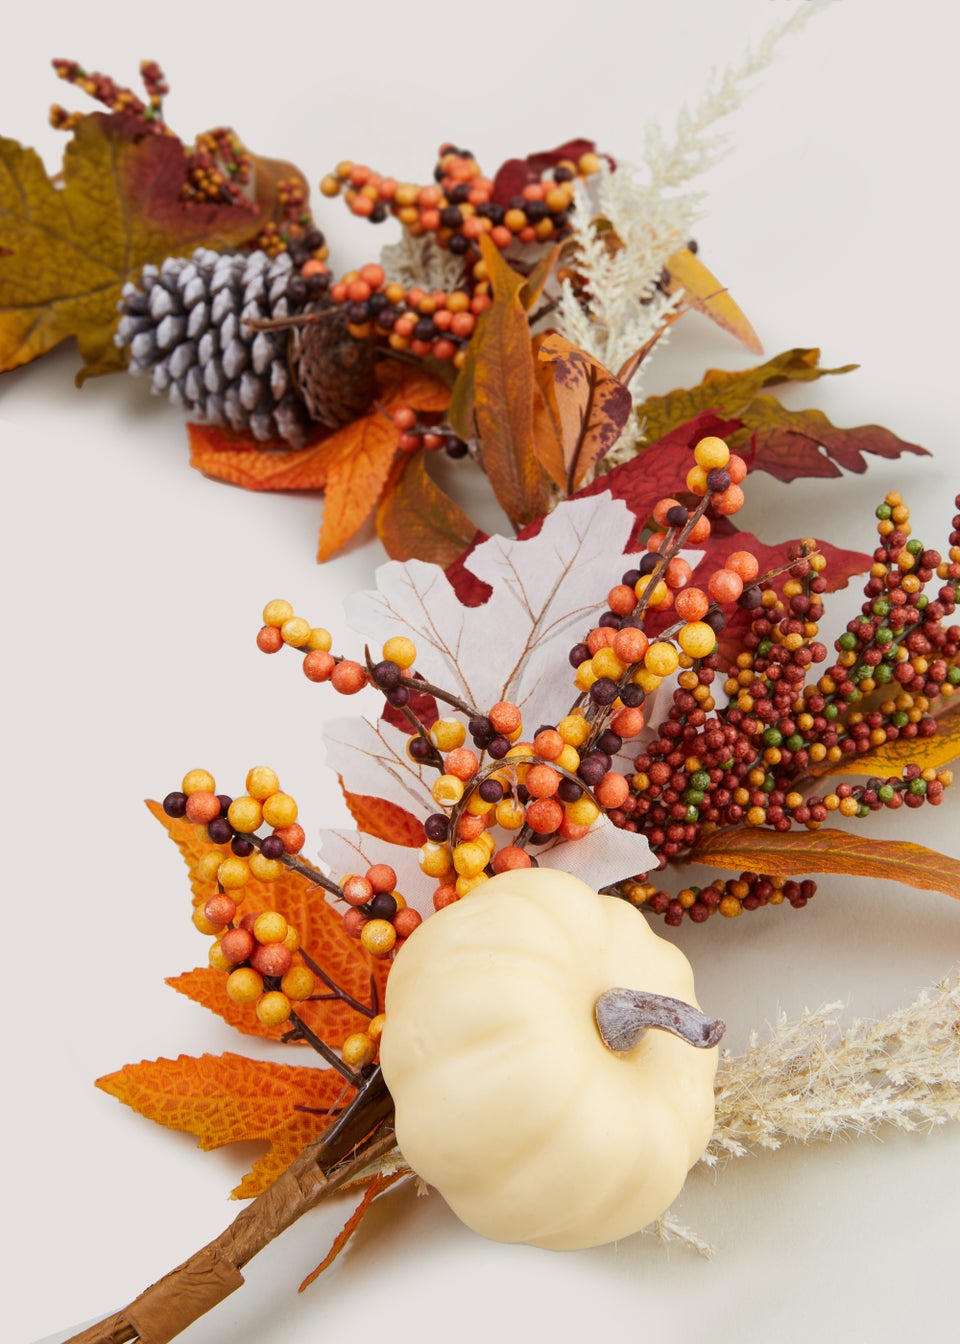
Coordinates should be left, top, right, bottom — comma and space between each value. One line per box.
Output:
4, 3, 959, 1342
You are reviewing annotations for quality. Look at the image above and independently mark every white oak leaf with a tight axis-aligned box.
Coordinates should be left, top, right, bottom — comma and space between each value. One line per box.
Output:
322, 716, 434, 820
344, 493, 637, 729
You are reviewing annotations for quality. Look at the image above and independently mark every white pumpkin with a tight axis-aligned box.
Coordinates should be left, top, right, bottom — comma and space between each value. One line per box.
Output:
379, 867, 719, 1251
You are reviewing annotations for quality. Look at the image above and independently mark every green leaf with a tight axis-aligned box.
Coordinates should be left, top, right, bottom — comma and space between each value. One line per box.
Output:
689, 826, 960, 899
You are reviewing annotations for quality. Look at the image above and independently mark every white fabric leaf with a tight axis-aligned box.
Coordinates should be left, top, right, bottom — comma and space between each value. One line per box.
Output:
534, 815, 655, 888
322, 714, 434, 819
344, 492, 637, 729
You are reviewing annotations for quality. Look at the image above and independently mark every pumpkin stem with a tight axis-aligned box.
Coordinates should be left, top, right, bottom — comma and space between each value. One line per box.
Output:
595, 988, 725, 1053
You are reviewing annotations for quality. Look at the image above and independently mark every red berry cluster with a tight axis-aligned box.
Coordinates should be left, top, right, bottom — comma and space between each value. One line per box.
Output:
625, 872, 818, 925
50, 58, 170, 132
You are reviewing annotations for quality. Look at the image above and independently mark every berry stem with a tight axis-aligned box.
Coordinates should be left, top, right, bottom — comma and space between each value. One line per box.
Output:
298, 947, 378, 1019
281, 1009, 364, 1085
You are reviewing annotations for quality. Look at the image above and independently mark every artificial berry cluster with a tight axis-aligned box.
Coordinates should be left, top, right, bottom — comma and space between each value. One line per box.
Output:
320, 143, 601, 252
257, 448, 959, 932
50, 58, 169, 132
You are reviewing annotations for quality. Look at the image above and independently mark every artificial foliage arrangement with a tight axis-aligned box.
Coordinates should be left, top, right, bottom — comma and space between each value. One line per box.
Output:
8, 12, 960, 1343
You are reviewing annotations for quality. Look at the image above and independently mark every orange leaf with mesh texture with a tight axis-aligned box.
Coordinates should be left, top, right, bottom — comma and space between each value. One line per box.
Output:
148, 800, 389, 1045
97, 1052, 353, 1198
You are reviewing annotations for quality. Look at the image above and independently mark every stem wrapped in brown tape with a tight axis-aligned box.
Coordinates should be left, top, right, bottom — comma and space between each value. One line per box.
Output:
64, 1070, 396, 1344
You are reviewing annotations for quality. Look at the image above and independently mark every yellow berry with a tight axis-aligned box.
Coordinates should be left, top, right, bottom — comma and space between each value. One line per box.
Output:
262, 792, 298, 828
246, 766, 280, 800
644, 642, 680, 677
228, 796, 263, 833
455, 872, 489, 897
262, 599, 295, 627
556, 744, 581, 774
208, 940, 234, 972
226, 967, 263, 1004
280, 965, 316, 1000
341, 1032, 377, 1068
253, 911, 288, 944
307, 627, 333, 651
453, 841, 489, 877
368, 1013, 387, 1041
419, 841, 454, 877
256, 991, 292, 1026
281, 617, 311, 646
383, 636, 417, 668
565, 796, 600, 827
430, 718, 467, 752
431, 774, 464, 807
217, 856, 250, 890
693, 436, 730, 470
182, 768, 216, 796
558, 714, 591, 747
361, 919, 397, 956
197, 851, 224, 883
282, 923, 301, 951
192, 906, 221, 936
677, 622, 717, 658
248, 851, 284, 882
495, 797, 526, 830
591, 647, 626, 680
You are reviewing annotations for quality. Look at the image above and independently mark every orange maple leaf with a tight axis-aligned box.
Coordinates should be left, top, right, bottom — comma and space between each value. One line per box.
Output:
299, 1168, 408, 1289
341, 784, 425, 847
148, 801, 390, 1046
97, 1052, 353, 1198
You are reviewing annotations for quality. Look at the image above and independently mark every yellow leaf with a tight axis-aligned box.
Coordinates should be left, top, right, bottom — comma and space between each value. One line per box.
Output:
663, 246, 762, 354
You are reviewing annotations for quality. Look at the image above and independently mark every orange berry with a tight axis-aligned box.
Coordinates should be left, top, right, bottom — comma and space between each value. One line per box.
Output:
455, 811, 488, 840
607, 583, 637, 616
488, 701, 521, 734
359, 263, 385, 289
587, 626, 617, 653
433, 883, 459, 909
443, 748, 479, 781
712, 484, 745, 515
687, 515, 712, 543
664, 557, 693, 589
726, 453, 747, 484
533, 729, 564, 761
342, 874, 374, 907
302, 650, 335, 682
273, 822, 305, 854
491, 846, 532, 873
341, 908, 366, 939
330, 660, 368, 694
366, 864, 397, 894
611, 706, 644, 738
257, 625, 283, 653
595, 772, 629, 809
612, 627, 649, 664
708, 568, 744, 603
525, 764, 560, 798
185, 791, 220, 824
525, 797, 564, 834
726, 550, 760, 582
490, 225, 512, 249
674, 587, 710, 621
652, 497, 683, 527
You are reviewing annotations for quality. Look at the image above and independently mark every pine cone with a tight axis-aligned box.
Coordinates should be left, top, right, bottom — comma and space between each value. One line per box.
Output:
115, 248, 315, 446
288, 303, 377, 431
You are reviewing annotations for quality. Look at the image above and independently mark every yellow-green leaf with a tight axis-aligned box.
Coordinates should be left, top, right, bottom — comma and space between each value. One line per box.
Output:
0, 115, 273, 378
633, 348, 856, 446
689, 826, 960, 899
815, 702, 960, 778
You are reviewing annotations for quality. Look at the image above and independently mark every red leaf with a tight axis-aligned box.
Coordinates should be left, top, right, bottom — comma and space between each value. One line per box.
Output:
743, 396, 929, 483
491, 140, 608, 205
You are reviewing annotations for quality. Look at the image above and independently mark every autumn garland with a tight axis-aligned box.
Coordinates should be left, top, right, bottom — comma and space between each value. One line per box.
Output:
4, 31, 960, 1344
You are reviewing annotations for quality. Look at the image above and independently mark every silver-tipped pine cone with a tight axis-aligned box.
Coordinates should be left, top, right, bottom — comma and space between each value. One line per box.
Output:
115, 248, 377, 447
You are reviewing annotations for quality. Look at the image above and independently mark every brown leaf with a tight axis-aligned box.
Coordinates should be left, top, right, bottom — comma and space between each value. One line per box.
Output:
0, 115, 272, 378
341, 784, 425, 847
663, 247, 762, 354
536, 332, 633, 490
376, 448, 480, 565
740, 395, 929, 482
814, 701, 960, 778
299, 1169, 406, 1289
689, 827, 960, 899
633, 348, 856, 446
97, 1052, 352, 1198
469, 235, 551, 525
